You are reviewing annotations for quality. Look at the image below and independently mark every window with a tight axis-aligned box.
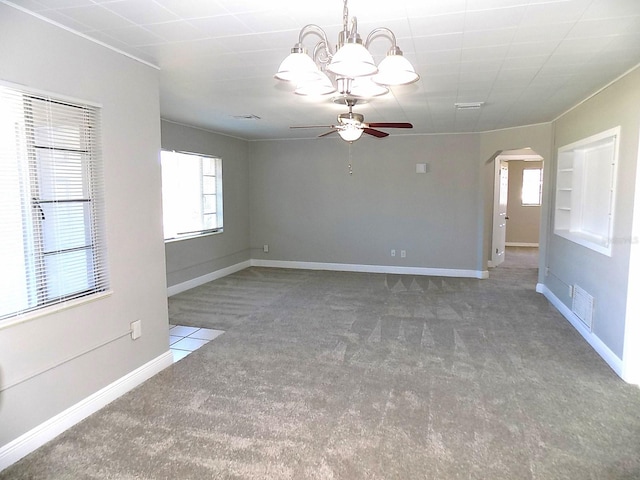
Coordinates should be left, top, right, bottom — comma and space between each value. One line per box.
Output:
161, 150, 223, 241
522, 168, 543, 206
0, 83, 108, 320
554, 127, 619, 256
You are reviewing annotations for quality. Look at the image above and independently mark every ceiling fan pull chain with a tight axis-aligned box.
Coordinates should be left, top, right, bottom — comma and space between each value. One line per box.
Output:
348, 142, 353, 175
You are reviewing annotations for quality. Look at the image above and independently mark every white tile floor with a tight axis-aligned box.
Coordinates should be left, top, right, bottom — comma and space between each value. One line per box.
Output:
169, 324, 224, 362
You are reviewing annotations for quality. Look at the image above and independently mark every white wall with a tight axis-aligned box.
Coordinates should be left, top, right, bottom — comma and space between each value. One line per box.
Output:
623, 127, 640, 383
249, 134, 484, 275
161, 121, 251, 289
0, 5, 168, 448
544, 66, 640, 363
162, 123, 555, 284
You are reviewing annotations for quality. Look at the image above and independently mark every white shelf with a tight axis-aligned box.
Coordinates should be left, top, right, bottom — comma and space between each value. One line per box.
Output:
553, 126, 619, 258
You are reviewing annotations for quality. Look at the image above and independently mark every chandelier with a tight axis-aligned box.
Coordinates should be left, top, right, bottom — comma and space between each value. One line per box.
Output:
275, 0, 420, 99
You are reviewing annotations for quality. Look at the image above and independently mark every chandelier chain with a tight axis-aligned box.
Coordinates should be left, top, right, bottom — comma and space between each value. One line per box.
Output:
343, 0, 349, 33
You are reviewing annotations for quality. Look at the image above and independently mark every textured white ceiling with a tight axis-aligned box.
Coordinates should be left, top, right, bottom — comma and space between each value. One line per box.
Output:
5, 0, 640, 140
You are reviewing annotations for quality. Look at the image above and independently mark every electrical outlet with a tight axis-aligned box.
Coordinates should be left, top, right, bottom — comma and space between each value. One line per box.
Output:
391, 249, 396, 257
401, 250, 406, 258
130, 320, 142, 340
545, 266, 550, 276
263, 244, 269, 253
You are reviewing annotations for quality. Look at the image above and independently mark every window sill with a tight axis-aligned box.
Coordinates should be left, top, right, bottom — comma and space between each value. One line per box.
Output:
164, 229, 224, 244
0, 290, 114, 331
555, 229, 612, 257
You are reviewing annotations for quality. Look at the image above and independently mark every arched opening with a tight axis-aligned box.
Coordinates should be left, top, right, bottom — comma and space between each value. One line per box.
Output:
490, 148, 544, 270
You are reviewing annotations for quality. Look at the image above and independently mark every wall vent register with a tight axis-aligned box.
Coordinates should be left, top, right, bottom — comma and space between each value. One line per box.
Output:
572, 284, 594, 331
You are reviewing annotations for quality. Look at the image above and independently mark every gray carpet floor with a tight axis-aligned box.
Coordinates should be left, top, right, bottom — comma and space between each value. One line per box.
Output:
3, 248, 640, 479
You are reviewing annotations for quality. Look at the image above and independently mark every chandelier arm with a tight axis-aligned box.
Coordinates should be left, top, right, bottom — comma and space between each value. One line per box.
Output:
364, 27, 398, 50
349, 16, 358, 39
312, 41, 332, 67
297, 24, 334, 55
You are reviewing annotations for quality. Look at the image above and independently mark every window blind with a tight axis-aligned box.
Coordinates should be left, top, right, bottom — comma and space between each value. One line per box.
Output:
0, 83, 109, 320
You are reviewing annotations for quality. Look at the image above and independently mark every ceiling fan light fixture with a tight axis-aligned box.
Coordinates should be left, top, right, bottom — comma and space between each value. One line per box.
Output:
338, 125, 364, 142
275, 45, 319, 82
292, 98, 413, 142
372, 49, 420, 86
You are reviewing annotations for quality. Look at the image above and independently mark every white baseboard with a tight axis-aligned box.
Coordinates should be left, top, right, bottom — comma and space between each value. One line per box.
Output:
251, 259, 489, 280
167, 259, 490, 297
0, 351, 174, 472
536, 283, 624, 379
167, 260, 251, 296
506, 242, 539, 247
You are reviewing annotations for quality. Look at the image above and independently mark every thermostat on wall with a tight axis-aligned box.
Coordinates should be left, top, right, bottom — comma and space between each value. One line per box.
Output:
416, 163, 428, 174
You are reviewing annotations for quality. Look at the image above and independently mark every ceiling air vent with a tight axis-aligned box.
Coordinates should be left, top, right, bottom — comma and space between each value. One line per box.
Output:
454, 102, 484, 111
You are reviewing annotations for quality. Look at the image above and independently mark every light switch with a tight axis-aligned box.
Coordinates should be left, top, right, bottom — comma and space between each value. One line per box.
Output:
131, 320, 142, 340
416, 163, 427, 174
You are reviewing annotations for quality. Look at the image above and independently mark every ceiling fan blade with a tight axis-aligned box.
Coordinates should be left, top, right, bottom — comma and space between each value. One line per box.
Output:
290, 125, 333, 129
367, 122, 413, 129
363, 128, 389, 138
318, 129, 338, 137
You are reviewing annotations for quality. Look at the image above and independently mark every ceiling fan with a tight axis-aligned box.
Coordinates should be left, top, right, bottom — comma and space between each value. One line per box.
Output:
290, 98, 413, 142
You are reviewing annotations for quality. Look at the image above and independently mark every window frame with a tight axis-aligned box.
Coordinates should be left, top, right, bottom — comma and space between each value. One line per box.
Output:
0, 82, 109, 322
160, 150, 224, 242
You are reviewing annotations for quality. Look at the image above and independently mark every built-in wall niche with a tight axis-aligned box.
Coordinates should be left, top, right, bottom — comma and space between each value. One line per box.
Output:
554, 126, 620, 256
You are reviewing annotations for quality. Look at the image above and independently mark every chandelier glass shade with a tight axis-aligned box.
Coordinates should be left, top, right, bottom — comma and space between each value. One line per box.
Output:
349, 77, 389, 98
274, 46, 320, 83
326, 41, 377, 78
294, 71, 336, 96
275, 0, 419, 99
372, 49, 420, 86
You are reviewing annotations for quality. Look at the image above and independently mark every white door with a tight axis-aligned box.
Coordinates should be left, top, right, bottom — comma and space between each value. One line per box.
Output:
492, 159, 509, 267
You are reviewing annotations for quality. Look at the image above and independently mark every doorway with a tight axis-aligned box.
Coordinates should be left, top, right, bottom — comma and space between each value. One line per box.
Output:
491, 148, 544, 269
